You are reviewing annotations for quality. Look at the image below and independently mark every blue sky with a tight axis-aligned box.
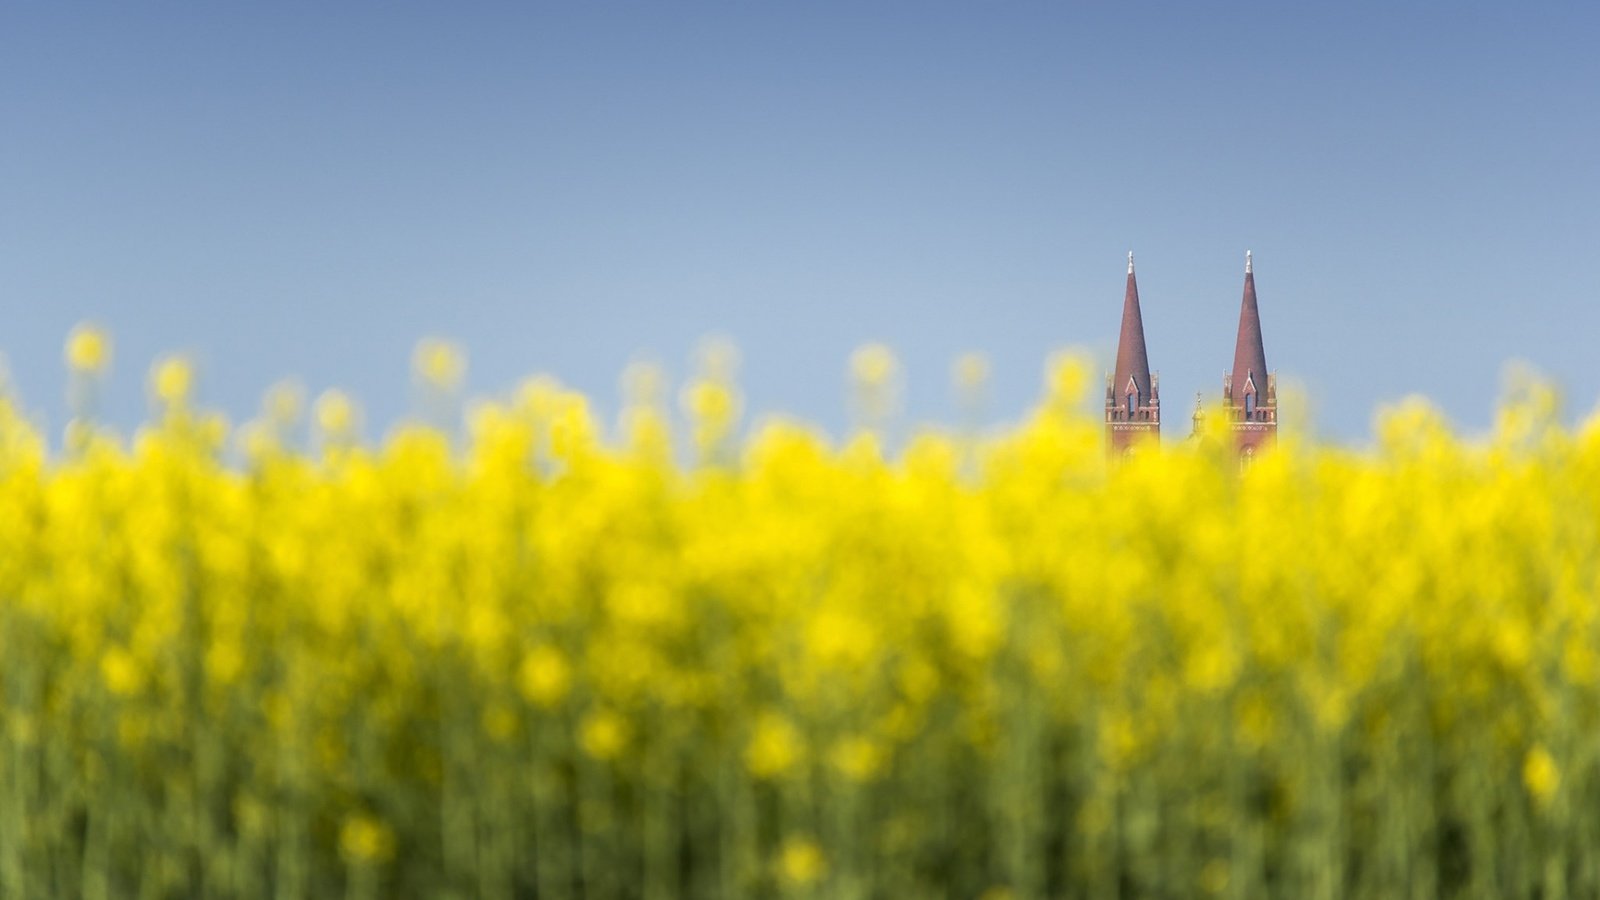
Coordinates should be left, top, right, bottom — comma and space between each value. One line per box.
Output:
3, 2, 1598, 445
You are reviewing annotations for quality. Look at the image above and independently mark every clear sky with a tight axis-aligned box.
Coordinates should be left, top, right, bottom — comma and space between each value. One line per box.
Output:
3, 2, 1598, 445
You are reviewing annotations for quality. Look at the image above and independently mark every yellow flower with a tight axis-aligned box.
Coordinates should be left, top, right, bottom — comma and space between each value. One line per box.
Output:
9, 342, 1600, 890
204, 639, 245, 685
620, 360, 665, 407
1183, 642, 1240, 694
314, 389, 358, 438
849, 343, 897, 389
65, 323, 112, 374
150, 356, 194, 407
517, 645, 571, 708
580, 709, 630, 761
1044, 351, 1088, 407
778, 836, 825, 886
829, 735, 886, 782
237, 421, 276, 463
745, 712, 802, 779
1524, 744, 1560, 806
264, 380, 305, 427
805, 610, 876, 671
339, 815, 396, 864
682, 379, 737, 426
101, 646, 146, 697
412, 338, 466, 391
1235, 692, 1277, 750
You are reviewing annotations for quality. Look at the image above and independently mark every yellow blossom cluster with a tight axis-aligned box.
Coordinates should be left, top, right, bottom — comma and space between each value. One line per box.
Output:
0, 336, 1597, 898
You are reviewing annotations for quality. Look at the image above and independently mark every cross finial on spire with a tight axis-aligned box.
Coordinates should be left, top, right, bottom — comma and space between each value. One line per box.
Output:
1245, 250, 1252, 274
1128, 251, 1134, 274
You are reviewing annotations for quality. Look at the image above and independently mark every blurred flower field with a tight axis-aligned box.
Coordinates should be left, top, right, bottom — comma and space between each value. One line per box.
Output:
2, 329, 1599, 899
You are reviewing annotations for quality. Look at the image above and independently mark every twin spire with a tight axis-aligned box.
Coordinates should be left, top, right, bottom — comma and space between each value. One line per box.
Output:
1107, 251, 1275, 456
1229, 249, 1268, 415
1111, 252, 1155, 414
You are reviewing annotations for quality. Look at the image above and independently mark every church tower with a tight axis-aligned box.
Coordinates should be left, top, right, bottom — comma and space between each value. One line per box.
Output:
1222, 251, 1276, 458
1106, 252, 1160, 454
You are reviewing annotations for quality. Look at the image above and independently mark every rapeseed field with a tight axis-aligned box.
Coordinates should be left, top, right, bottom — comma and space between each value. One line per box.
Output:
1, 328, 1596, 898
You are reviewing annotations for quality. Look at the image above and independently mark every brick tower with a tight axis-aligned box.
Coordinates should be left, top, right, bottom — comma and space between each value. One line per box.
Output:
1106, 252, 1160, 455
1222, 251, 1276, 458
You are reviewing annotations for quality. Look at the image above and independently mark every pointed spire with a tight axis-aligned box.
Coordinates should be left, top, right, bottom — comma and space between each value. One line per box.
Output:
1230, 252, 1268, 410
1112, 253, 1153, 411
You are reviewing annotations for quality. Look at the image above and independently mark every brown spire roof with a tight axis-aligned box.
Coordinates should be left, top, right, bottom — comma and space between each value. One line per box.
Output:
1230, 251, 1269, 402
1112, 252, 1154, 407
